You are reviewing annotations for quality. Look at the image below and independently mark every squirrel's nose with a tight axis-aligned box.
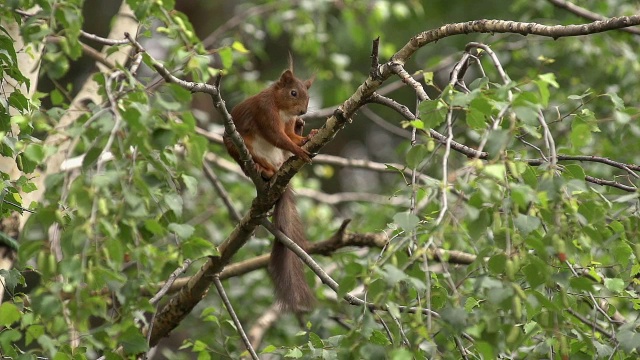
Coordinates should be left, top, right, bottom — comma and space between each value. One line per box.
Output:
298, 109, 307, 115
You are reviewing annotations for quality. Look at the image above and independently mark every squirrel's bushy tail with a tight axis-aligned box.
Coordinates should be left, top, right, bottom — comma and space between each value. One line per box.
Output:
270, 186, 314, 313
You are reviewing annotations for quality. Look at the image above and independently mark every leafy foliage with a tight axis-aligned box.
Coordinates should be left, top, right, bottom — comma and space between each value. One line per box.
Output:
1, 0, 640, 359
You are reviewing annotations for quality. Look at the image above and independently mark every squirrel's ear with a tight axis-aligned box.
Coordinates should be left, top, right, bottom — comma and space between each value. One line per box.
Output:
279, 69, 294, 84
304, 75, 315, 89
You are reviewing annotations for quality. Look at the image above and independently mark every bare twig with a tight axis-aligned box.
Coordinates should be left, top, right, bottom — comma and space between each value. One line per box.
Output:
213, 276, 259, 360
361, 106, 412, 139
389, 63, 429, 101
547, 0, 640, 35
149, 260, 193, 305
147, 260, 193, 347
454, 335, 471, 360
366, 93, 417, 121
203, 162, 242, 222
48, 36, 117, 69
80, 30, 130, 45
566, 308, 615, 341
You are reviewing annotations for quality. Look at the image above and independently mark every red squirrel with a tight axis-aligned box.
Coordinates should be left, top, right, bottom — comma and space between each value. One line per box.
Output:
223, 67, 317, 313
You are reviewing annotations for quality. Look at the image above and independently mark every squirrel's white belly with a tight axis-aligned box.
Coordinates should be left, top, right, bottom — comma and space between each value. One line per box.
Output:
253, 135, 291, 169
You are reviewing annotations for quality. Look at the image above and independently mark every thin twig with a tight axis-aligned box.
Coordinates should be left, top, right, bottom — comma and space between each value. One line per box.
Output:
389, 63, 429, 101
147, 260, 193, 346
454, 336, 470, 360
361, 106, 412, 139
213, 276, 259, 360
149, 260, 193, 305
547, 0, 640, 35
566, 308, 615, 341
203, 162, 242, 222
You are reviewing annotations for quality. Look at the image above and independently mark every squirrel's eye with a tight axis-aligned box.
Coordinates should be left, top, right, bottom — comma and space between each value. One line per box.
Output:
290, 90, 297, 97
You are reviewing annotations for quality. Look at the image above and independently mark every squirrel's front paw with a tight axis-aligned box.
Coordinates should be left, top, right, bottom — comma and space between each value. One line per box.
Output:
302, 129, 319, 145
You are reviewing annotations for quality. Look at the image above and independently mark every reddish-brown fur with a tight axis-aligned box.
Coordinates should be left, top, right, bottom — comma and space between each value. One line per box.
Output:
223, 68, 316, 312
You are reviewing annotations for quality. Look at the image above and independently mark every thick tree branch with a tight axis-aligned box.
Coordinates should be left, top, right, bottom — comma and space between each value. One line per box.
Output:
390, 16, 640, 66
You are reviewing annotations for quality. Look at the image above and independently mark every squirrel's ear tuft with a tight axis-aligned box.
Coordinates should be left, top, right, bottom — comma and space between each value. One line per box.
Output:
304, 75, 315, 89
279, 69, 294, 84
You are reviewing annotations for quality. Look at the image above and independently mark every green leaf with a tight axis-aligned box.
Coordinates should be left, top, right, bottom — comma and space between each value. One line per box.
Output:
612, 242, 633, 267
164, 193, 183, 217
514, 214, 540, 236
182, 236, 218, 258
186, 134, 208, 168
0, 302, 21, 326
284, 347, 303, 358
418, 99, 445, 128
390, 349, 413, 360
231, 41, 249, 53
182, 174, 198, 196
0, 329, 21, 353
393, 212, 419, 232
570, 122, 592, 148
308, 332, 324, 348
513, 106, 538, 125
25, 324, 45, 346
562, 164, 585, 180
484, 129, 511, 158
488, 253, 507, 275
380, 264, 408, 285
0, 269, 23, 294
82, 146, 103, 170
408, 119, 424, 129
537, 73, 559, 88
451, 90, 478, 107
23, 143, 45, 164
569, 277, 594, 292
606, 92, 624, 110
593, 341, 614, 359
261, 345, 277, 354
439, 307, 468, 330
464, 297, 481, 312
144, 219, 166, 236
168, 223, 195, 240
369, 329, 391, 345
151, 128, 176, 149
405, 144, 429, 168
119, 325, 149, 355
603, 278, 624, 293
534, 78, 550, 107
466, 108, 486, 130
617, 329, 640, 353
218, 46, 233, 69
8, 90, 29, 112
482, 164, 505, 180
523, 256, 549, 288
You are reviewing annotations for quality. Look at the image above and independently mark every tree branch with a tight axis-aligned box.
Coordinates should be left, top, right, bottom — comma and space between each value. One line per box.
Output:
547, 0, 640, 36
